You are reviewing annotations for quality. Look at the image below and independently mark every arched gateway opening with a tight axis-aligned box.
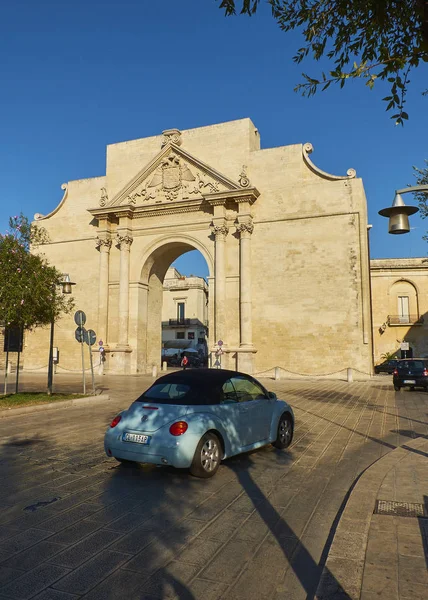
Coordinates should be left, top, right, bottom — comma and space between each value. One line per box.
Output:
137, 238, 212, 373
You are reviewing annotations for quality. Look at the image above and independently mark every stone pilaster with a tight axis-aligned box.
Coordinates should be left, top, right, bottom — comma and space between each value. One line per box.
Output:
95, 237, 112, 347
116, 234, 133, 348
210, 222, 229, 346
236, 219, 254, 348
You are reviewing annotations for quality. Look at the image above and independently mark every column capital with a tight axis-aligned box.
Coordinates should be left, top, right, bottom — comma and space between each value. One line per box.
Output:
96, 237, 112, 252
236, 220, 254, 237
210, 222, 229, 241
116, 234, 133, 251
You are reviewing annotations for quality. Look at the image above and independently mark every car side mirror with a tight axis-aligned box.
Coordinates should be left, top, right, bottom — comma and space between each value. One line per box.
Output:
268, 391, 277, 400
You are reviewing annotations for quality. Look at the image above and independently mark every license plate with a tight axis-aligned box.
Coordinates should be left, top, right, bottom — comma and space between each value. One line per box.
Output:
122, 432, 151, 444
403, 380, 416, 384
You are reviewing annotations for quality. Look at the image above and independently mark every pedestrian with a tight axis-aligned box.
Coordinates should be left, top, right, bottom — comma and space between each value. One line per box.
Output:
181, 354, 189, 370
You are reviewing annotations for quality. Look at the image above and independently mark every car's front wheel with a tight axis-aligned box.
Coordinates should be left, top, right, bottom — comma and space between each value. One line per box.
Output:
190, 432, 221, 478
273, 414, 293, 449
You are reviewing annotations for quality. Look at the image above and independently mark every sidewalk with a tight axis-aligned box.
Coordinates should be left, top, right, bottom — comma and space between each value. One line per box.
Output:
316, 436, 428, 600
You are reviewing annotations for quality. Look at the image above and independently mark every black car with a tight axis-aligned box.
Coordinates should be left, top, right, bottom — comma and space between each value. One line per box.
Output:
374, 359, 400, 374
392, 359, 428, 391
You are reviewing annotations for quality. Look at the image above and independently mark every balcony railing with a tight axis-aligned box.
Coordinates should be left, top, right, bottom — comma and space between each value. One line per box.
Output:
387, 315, 424, 326
169, 318, 191, 326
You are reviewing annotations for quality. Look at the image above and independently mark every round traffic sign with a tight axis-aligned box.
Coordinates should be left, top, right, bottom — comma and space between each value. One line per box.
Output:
75, 326, 86, 343
84, 329, 97, 346
217, 340, 224, 346
99, 340, 104, 346
74, 310, 86, 326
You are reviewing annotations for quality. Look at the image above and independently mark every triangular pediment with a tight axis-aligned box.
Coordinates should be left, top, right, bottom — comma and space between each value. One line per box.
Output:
107, 143, 242, 208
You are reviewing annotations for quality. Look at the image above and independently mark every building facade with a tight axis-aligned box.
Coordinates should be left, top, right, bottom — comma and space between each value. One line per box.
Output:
24, 118, 373, 377
161, 267, 208, 358
371, 258, 428, 363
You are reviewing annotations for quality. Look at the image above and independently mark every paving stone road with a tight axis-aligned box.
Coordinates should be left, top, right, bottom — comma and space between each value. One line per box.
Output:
0, 374, 427, 600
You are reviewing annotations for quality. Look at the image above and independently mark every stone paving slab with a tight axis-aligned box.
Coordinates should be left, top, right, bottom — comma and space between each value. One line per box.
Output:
0, 374, 427, 599
315, 436, 428, 600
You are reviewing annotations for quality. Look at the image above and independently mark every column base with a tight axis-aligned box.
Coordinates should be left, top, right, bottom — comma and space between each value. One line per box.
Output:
107, 345, 133, 374
209, 346, 257, 374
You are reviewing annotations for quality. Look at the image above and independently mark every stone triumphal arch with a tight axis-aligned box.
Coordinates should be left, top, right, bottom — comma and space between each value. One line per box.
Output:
26, 119, 373, 377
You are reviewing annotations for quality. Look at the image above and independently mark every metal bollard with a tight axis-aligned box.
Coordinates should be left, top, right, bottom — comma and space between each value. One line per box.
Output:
162, 361, 167, 372
347, 368, 353, 383
152, 365, 158, 378
274, 367, 281, 381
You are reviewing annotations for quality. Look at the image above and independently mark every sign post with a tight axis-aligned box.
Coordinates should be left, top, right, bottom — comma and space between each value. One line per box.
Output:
74, 311, 87, 394
84, 329, 97, 395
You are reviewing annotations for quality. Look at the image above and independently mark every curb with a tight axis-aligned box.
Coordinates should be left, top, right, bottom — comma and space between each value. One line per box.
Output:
0, 393, 111, 419
314, 436, 427, 600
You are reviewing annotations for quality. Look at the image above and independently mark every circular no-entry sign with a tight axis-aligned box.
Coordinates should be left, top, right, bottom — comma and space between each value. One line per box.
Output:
75, 326, 86, 343
74, 310, 86, 327
84, 329, 97, 346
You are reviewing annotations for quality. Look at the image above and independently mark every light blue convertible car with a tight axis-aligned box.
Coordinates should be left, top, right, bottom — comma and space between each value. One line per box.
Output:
105, 368, 294, 478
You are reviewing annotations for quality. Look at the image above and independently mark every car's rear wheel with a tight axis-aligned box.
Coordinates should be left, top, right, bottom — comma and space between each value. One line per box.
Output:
273, 414, 293, 449
190, 432, 221, 478
394, 384, 401, 391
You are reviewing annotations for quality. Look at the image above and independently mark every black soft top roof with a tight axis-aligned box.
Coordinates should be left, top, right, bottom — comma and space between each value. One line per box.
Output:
138, 368, 259, 405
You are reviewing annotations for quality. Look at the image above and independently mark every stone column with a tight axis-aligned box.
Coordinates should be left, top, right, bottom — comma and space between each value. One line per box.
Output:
116, 234, 133, 348
211, 222, 228, 345
95, 237, 112, 347
236, 220, 254, 348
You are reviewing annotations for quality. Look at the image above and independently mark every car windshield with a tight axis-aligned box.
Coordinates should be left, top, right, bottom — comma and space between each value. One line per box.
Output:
397, 360, 426, 371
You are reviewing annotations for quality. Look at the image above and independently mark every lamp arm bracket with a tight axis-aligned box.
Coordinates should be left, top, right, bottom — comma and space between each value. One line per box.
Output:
396, 185, 428, 195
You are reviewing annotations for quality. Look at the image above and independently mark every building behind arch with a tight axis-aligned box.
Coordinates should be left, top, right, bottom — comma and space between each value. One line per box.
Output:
371, 258, 428, 362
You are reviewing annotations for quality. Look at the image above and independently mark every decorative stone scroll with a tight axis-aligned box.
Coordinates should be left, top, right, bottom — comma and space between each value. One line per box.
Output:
100, 187, 108, 207
161, 128, 182, 147
302, 143, 356, 180
238, 165, 250, 188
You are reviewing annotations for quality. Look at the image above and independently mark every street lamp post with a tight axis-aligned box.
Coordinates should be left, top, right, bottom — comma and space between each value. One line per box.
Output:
378, 185, 428, 234
47, 274, 75, 395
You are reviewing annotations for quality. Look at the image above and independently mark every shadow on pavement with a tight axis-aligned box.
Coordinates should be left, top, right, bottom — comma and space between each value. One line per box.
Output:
226, 452, 351, 600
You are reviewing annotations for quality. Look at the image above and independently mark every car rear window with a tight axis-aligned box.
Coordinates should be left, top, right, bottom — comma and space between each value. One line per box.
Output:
397, 360, 427, 371
139, 383, 191, 403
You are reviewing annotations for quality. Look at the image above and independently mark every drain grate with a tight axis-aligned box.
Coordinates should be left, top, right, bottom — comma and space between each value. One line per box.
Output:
374, 500, 427, 518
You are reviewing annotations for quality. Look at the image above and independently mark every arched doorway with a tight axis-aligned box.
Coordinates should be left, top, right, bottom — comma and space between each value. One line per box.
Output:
134, 237, 213, 373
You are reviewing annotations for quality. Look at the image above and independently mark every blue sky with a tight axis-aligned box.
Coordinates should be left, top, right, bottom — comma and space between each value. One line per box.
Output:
1, 0, 427, 280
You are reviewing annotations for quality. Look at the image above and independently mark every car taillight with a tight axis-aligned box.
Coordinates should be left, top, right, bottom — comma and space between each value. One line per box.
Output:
423, 369, 428, 377
393, 369, 398, 376
110, 415, 122, 428
169, 421, 188, 436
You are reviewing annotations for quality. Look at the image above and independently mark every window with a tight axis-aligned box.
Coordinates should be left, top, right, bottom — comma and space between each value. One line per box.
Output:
137, 383, 190, 404
398, 296, 410, 323
177, 302, 185, 322
176, 332, 185, 339
229, 376, 267, 402
188, 332, 195, 340
221, 380, 238, 403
